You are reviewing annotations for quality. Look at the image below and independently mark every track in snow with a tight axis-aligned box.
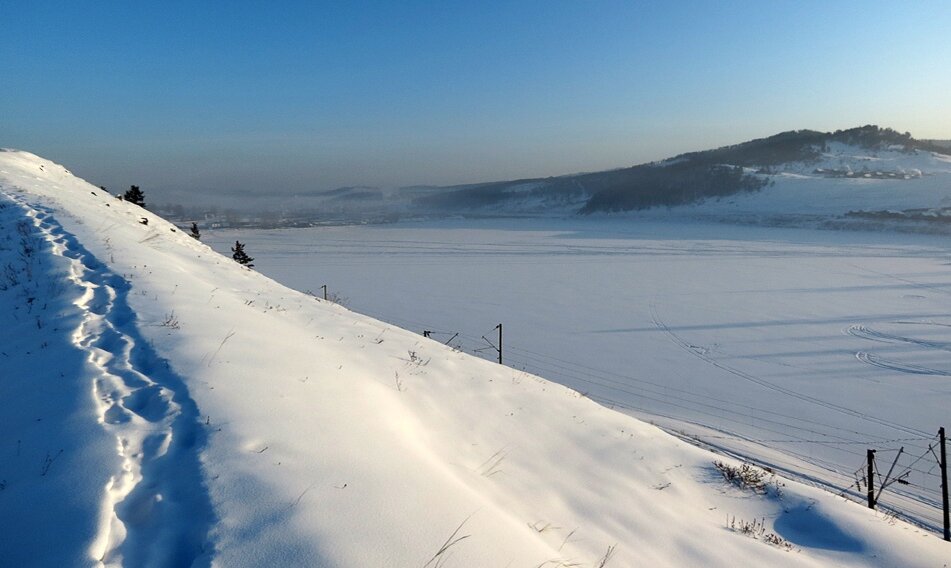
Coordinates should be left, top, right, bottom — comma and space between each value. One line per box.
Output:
648, 303, 929, 437
847, 324, 951, 376
649, 303, 945, 532
17, 199, 215, 567
846, 323, 951, 352
854, 351, 951, 376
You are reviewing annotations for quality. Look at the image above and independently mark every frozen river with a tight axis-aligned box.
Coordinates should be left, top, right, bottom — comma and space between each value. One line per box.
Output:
207, 218, 951, 531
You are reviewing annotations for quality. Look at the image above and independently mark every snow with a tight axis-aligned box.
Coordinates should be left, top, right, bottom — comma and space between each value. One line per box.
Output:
205, 217, 951, 531
672, 143, 951, 220
2, 148, 951, 566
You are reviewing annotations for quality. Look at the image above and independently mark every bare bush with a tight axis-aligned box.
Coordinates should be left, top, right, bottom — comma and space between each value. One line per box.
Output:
726, 516, 793, 551
713, 460, 780, 495
326, 290, 348, 307
161, 311, 181, 329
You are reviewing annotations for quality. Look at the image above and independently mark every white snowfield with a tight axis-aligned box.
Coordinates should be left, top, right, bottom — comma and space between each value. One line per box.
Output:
0, 149, 948, 567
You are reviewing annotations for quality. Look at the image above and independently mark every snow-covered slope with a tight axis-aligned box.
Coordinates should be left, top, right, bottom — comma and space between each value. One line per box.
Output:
1, 149, 949, 566
654, 143, 951, 223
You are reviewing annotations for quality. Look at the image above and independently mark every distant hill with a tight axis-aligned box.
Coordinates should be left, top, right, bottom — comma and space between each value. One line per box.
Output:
410, 126, 949, 215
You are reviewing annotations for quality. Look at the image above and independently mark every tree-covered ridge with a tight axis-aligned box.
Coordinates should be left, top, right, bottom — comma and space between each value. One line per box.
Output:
578, 164, 765, 214
672, 125, 944, 169
413, 126, 948, 215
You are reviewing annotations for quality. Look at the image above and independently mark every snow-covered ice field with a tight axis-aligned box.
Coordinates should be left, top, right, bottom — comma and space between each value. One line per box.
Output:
208, 219, 951, 531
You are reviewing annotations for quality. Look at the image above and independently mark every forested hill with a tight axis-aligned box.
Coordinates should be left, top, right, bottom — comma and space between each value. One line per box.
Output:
410, 126, 949, 215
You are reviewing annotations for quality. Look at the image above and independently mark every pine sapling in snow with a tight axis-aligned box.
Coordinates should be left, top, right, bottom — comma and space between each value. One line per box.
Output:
123, 185, 146, 208
232, 240, 254, 268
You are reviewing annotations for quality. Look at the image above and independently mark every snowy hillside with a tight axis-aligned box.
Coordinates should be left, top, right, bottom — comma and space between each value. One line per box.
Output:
665, 142, 951, 224
2, 148, 949, 566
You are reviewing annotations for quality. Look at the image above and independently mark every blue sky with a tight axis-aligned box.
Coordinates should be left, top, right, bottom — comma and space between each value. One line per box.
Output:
2, 1, 950, 199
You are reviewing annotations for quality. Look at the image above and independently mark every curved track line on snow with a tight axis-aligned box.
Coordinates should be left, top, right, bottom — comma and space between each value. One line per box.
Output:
846, 323, 951, 352
854, 351, 951, 376
846, 325, 951, 375
14, 198, 215, 567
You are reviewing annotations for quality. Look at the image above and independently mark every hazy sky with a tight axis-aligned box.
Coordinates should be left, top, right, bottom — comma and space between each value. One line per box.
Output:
3, 1, 950, 201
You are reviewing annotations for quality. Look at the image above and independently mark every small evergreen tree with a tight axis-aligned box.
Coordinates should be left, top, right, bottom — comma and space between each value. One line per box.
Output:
231, 240, 254, 268
189, 222, 201, 240
123, 185, 146, 208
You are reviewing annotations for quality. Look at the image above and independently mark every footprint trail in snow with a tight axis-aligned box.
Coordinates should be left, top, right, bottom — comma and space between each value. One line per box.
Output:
15, 198, 215, 567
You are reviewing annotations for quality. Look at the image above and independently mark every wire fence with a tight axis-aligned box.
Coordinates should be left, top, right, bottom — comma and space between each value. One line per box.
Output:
391, 314, 949, 538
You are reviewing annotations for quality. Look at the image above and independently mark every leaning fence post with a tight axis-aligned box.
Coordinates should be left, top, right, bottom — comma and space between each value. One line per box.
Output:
867, 449, 876, 509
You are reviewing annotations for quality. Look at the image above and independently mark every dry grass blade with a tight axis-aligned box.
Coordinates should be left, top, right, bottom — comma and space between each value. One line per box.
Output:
206, 329, 235, 366
478, 448, 507, 477
596, 544, 616, 568
422, 514, 473, 568
558, 528, 577, 552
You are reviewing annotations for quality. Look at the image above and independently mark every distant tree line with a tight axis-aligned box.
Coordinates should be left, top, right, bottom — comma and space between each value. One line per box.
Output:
414, 178, 587, 210
579, 164, 766, 213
